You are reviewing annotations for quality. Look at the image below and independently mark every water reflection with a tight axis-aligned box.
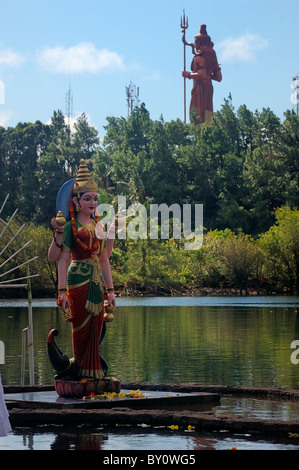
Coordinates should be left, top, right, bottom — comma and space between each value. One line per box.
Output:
0, 297, 299, 389
1, 296, 299, 451
217, 396, 299, 420
2, 425, 299, 451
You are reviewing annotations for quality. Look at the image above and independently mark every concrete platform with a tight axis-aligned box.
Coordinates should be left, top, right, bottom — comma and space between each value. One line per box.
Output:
5, 384, 299, 437
5, 389, 221, 411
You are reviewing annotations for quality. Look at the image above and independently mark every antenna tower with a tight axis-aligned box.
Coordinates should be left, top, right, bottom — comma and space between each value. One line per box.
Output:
126, 81, 139, 118
65, 80, 73, 129
291, 74, 299, 115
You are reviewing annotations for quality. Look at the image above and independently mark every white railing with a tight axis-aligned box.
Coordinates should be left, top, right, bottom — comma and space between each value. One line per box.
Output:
0, 194, 39, 385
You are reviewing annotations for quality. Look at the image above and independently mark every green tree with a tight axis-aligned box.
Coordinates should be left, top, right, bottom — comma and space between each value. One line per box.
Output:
0, 126, 8, 203
73, 112, 100, 162
34, 110, 74, 225
259, 205, 299, 293
220, 231, 257, 295
273, 111, 299, 206
243, 109, 297, 234
237, 104, 258, 154
214, 94, 240, 156
2, 121, 51, 219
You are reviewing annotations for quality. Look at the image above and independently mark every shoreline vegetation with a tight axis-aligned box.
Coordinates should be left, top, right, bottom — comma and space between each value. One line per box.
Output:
0, 204, 299, 299
0, 285, 297, 300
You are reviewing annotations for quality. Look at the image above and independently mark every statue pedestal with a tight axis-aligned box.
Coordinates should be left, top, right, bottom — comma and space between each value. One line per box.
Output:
54, 377, 121, 398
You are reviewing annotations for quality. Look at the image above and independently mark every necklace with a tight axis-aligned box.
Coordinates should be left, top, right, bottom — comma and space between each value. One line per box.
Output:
69, 199, 100, 256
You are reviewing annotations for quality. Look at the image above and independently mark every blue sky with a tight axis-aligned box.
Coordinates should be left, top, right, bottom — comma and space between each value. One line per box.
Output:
0, 0, 298, 139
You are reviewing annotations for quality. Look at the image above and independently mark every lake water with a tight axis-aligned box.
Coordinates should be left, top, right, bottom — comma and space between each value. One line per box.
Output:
1, 295, 299, 388
1, 295, 299, 450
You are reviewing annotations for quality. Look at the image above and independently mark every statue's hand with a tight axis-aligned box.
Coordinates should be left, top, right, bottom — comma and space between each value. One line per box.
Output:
182, 70, 190, 79
57, 293, 73, 321
57, 293, 69, 311
51, 217, 64, 231
107, 291, 116, 311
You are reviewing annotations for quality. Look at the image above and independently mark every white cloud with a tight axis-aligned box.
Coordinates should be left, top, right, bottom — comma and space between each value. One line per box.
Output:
37, 42, 126, 74
0, 111, 12, 127
0, 47, 25, 67
218, 33, 268, 64
46, 111, 96, 133
65, 112, 96, 133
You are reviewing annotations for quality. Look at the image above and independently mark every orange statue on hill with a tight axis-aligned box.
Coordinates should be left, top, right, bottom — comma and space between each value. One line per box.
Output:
182, 24, 222, 124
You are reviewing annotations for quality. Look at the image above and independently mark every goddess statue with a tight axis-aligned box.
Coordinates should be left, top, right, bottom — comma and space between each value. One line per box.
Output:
47, 159, 119, 397
182, 24, 222, 123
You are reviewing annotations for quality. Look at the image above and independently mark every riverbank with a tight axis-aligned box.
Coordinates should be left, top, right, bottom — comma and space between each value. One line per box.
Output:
0, 285, 294, 300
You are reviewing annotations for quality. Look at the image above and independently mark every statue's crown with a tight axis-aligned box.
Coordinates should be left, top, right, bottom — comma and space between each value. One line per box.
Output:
73, 159, 98, 195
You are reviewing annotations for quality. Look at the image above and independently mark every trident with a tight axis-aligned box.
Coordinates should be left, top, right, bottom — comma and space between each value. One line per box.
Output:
181, 10, 189, 123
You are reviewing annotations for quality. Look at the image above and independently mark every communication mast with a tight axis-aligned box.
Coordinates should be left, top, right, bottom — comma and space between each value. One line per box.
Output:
126, 81, 139, 118
291, 74, 299, 115
65, 79, 73, 129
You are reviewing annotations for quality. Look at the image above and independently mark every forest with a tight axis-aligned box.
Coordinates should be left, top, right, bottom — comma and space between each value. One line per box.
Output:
0, 96, 298, 296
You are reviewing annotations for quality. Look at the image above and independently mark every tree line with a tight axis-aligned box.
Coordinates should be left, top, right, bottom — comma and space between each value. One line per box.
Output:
0, 97, 298, 295
1, 204, 298, 296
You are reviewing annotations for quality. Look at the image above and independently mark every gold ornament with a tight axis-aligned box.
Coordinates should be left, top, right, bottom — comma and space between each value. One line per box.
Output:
55, 210, 66, 226
62, 307, 71, 321
103, 300, 114, 322
73, 159, 98, 196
